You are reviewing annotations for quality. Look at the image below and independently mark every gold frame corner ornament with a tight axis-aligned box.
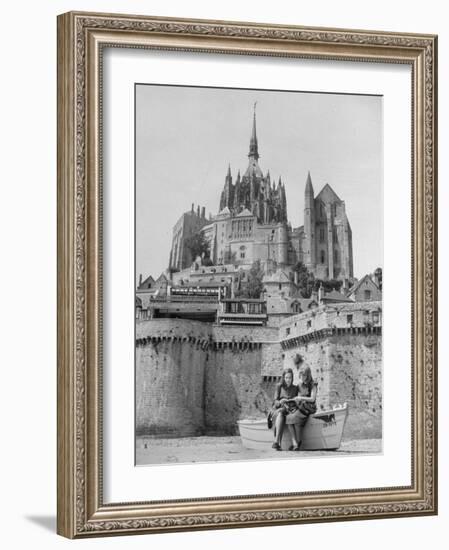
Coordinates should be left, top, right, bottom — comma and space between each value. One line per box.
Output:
57, 11, 438, 539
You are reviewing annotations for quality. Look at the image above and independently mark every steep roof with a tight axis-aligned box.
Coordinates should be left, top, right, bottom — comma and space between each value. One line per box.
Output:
137, 274, 155, 290
263, 270, 292, 284
289, 297, 319, 310
243, 159, 264, 179
236, 208, 254, 217
316, 183, 342, 204
216, 206, 231, 218
322, 289, 353, 303
154, 273, 168, 286
347, 274, 380, 297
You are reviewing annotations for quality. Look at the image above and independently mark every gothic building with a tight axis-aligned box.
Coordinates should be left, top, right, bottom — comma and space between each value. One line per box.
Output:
218, 110, 287, 224
168, 107, 354, 285
302, 173, 354, 281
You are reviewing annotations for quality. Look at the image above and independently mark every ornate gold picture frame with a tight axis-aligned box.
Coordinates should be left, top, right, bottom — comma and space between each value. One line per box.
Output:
57, 11, 437, 538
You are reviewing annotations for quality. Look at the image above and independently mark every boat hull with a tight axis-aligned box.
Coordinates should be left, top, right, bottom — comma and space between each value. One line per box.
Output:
237, 405, 349, 451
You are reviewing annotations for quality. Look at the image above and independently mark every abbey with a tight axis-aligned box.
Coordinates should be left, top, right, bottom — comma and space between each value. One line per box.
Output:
169, 108, 354, 285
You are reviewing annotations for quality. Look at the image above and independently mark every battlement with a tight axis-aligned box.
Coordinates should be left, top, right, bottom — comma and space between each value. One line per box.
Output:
279, 301, 382, 342
136, 318, 279, 350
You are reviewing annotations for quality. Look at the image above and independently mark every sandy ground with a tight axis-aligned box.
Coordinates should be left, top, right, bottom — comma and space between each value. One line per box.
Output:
136, 435, 382, 465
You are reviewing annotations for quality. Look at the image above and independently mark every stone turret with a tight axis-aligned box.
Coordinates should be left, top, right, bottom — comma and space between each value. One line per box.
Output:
219, 163, 234, 211
304, 171, 315, 269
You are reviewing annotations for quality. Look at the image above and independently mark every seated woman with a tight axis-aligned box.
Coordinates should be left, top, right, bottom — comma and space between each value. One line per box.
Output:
286, 364, 318, 450
271, 368, 299, 451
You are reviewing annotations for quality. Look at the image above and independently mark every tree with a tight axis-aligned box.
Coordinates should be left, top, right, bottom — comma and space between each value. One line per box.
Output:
314, 278, 343, 293
293, 262, 315, 298
374, 267, 382, 290
202, 257, 214, 267
184, 232, 210, 262
236, 260, 264, 299
247, 260, 265, 298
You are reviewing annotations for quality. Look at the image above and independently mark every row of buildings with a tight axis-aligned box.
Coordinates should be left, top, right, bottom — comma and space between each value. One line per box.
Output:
136, 265, 382, 327
138, 106, 381, 328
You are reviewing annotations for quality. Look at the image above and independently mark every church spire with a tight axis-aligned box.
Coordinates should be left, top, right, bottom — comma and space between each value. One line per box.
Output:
305, 170, 314, 197
248, 102, 259, 160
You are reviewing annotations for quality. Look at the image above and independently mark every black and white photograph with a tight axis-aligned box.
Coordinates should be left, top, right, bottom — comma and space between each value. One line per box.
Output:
1, 0, 442, 544
135, 84, 383, 466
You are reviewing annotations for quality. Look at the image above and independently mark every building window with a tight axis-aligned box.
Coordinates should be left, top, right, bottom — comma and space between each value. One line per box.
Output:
372, 311, 380, 323
347, 314, 353, 324
240, 252, 245, 259
230, 302, 239, 313
319, 227, 325, 243
307, 320, 312, 329
286, 327, 291, 336
364, 290, 371, 300
334, 250, 338, 263
320, 250, 325, 263
333, 230, 338, 243
278, 283, 282, 290
248, 303, 261, 314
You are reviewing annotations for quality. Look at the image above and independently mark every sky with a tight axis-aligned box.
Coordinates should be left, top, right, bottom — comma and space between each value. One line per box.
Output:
135, 84, 383, 283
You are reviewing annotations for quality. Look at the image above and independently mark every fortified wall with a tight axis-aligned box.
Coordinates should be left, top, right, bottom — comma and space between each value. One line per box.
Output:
276, 302, 382, 438
136, 302, 382, 440
136, 319, 281, 437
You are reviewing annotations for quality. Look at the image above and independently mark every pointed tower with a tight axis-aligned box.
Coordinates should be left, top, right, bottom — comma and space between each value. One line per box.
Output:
248, 102, 259, 161
226, 163, 232, 182
219, 163, 234, 211
280, 181, 287, 222
244, 103, 263, 181
233, 169, 241, 211
304, 171, 316, 270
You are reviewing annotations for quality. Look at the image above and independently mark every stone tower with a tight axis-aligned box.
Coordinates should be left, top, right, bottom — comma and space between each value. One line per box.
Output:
303, 171, 316, 270
313, 184, 353, 281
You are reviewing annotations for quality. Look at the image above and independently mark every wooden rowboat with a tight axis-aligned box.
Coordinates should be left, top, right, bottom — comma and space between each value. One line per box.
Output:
237, 404, 349, 451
